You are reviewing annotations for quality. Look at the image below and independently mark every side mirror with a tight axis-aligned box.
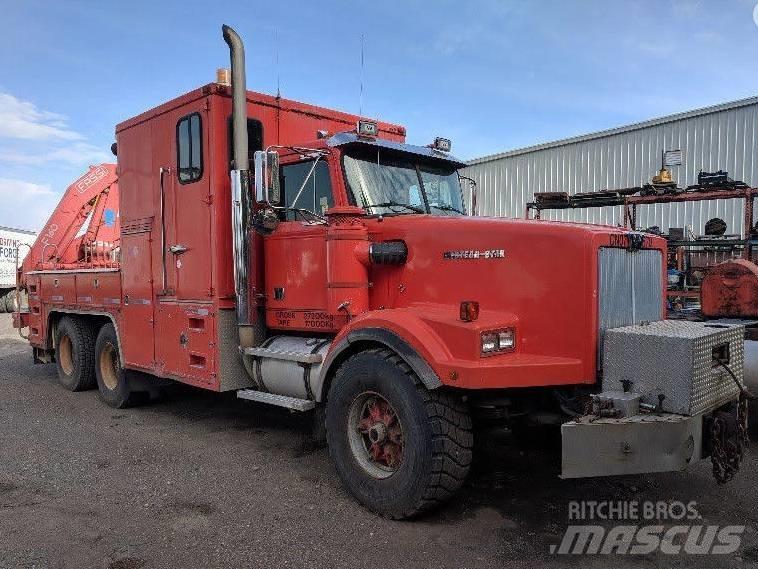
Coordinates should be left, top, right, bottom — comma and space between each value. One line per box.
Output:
253, 150, 281, 204
459, 175, 477, 216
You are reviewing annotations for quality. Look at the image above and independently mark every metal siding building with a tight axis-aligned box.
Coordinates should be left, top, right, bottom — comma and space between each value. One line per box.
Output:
462, 96, 758, 234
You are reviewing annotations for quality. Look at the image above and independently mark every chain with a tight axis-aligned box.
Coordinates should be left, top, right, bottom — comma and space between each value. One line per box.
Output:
711, 395, 749, 485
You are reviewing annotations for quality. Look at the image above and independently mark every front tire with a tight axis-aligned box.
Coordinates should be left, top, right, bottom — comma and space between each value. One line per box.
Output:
55, 316, 97, 391
94, 323, 138, 408
326, 348, 473, 519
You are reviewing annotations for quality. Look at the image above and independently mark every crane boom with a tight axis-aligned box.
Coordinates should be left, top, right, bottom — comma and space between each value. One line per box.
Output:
22, 164, 119, 275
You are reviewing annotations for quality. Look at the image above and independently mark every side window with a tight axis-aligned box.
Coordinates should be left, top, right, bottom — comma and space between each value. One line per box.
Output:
177, 113, 203, 184
227, 117, 264, 170
280, 160, 333, 220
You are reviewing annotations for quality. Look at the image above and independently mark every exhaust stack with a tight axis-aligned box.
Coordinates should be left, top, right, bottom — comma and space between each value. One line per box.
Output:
222, 24, 255, 347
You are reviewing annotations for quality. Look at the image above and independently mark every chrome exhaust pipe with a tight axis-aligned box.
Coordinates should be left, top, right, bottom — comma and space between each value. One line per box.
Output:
222, 24, 255, 347
223, 24, 248, 171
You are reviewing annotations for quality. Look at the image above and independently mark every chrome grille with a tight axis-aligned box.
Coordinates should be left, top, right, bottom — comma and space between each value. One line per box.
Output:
598, 248, 664, 362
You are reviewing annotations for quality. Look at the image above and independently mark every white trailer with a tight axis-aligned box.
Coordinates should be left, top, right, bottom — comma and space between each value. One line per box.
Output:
0, 226, 36, 312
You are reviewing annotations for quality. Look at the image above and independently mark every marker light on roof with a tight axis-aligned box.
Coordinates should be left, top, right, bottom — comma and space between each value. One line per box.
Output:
357, 120, 378, 138
432, 137, 452, 152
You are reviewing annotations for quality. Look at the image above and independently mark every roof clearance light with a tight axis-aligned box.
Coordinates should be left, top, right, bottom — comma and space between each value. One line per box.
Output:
433, 137, 452, 152
357, 120, 378, 138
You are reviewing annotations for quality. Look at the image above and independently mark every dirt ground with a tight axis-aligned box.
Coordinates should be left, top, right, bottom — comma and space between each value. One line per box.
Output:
0, 313, 756, 569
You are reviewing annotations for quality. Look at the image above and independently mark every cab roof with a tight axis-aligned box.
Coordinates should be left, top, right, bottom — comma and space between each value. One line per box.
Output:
327, 132, 467, 169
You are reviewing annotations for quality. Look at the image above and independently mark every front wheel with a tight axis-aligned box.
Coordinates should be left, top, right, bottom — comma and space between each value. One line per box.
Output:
326, 348, 473, 519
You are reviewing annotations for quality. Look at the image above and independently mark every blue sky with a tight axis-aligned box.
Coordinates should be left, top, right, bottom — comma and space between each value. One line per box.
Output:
1, 0, 758, 230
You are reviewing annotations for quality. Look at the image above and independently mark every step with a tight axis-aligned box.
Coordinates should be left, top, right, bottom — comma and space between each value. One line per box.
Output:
243, 346, 323, 364
237, 389, 315, 412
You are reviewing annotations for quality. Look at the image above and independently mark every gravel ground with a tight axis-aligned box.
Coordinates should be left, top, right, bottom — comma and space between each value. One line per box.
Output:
0, 313, 756, 569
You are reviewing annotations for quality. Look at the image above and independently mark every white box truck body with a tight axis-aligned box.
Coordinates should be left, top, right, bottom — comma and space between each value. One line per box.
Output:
0, 226, 36, 312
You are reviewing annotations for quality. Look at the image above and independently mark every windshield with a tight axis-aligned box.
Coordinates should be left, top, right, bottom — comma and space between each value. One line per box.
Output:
343, 147, 465, 216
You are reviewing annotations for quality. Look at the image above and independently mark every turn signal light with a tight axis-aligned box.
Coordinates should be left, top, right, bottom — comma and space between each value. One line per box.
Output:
481, 328, 515, 356
460, 301, 479, 322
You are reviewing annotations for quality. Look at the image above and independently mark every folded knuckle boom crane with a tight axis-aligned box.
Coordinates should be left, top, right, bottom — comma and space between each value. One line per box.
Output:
14, 26, 750, 518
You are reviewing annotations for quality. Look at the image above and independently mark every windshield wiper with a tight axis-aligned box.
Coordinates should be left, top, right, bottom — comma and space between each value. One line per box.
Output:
364, 201, 425, 214
430, 204, 465, 215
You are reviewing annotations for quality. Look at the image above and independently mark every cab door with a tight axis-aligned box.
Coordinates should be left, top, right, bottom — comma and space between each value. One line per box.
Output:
263, 158, 335, 330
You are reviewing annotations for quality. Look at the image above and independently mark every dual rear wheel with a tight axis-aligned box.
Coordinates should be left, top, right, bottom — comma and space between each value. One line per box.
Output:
54, 317, 137, 408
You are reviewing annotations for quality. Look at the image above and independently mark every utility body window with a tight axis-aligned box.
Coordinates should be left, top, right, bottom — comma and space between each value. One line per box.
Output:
279, 161, 333, 220
227, 117, 264, 170
177, 113, 203, 184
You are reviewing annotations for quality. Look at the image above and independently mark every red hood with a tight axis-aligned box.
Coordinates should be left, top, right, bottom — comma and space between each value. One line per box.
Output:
362, 215, 665, 383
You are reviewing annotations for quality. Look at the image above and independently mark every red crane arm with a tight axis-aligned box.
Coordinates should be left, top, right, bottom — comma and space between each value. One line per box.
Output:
23, 164, 119, 273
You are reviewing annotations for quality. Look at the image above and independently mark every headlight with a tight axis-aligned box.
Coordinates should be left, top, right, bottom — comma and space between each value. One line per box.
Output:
480, 328, 515, 356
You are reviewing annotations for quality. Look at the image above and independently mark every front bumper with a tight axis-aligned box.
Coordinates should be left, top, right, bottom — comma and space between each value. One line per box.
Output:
561, 319, 749, 479
560, 412, 705, 479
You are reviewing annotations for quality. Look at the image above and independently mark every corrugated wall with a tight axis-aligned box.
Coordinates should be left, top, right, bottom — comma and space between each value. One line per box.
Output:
462, 98, 758, 234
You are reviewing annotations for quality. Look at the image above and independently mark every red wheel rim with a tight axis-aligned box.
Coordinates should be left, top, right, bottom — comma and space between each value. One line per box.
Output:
348, 392, 404, 478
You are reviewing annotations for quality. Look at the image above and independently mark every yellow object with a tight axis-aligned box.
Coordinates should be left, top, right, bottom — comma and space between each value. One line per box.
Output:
216, 68, 231, 86
652, 168, 674, 185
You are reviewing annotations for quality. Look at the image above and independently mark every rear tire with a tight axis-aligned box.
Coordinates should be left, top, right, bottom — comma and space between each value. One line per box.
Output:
94, 323, 139, 408
4, 292, 18, 313
55, 316, 97, 391
325, 348, 473, 519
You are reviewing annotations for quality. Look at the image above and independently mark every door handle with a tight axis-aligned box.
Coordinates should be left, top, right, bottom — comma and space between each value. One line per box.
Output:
169, 244, 189, 255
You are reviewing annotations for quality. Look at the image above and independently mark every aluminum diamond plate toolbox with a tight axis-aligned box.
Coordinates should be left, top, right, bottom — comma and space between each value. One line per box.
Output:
602, 321, 743, 415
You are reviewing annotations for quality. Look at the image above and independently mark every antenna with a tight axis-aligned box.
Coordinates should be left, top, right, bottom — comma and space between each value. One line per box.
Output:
275, 29, 281, 98
359, 34, 365, 117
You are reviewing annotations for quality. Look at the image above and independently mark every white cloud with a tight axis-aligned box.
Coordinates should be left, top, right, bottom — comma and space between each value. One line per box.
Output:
0, 178, 60, 231
0, 92, 112, 230
0, 141, 111, 167
0, 93, 83, 141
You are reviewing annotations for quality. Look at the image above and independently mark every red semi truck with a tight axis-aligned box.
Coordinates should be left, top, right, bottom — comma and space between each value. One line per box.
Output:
14, 26, 749, 518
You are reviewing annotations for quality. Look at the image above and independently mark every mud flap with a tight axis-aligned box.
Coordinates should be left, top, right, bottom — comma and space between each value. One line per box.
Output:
561, 413, 703, 479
